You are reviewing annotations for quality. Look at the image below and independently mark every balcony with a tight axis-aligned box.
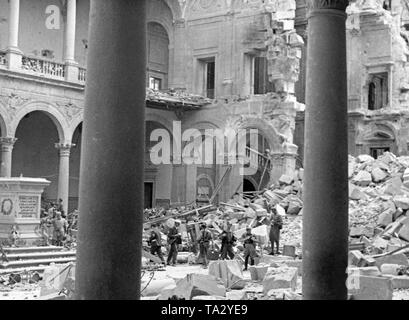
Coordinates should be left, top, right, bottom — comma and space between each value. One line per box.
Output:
22, 56, 66, 79
245, 147, 271, 172
0, 51, 86, 86
0, 51, 6, 66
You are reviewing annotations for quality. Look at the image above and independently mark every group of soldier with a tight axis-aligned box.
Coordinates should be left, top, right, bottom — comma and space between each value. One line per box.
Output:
40, 199, 69, 246
148, 204, 283, 271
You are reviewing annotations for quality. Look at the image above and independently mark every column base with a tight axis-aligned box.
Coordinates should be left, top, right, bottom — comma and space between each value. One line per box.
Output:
6, 47, 23, 71
65, 60, 79, 82
270, 143, 298, 183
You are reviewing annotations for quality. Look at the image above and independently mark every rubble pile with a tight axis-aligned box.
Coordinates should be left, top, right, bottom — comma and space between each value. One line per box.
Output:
348, 152, 409, 250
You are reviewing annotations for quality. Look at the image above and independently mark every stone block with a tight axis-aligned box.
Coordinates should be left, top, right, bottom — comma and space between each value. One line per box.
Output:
349, 276, 393, 300
403, 168, 409, 188
357, 155, 374, 163
390, 276, 409, 289
398, 224, 409, 241
279, 174, 294, 185
374, 253, 409, 269
380, 264, 401, 276
208, 260, 246, 290
393, 196, 409, 210
372, 167, 388, 182
349, 250, 365, 267
226, 290, 248, 300
192, 296, 227, 300
262, 267, 298, 294
348, 267, 381, 277
349, 184, 367, 201
259, 255, 295, 266
248, 265, 269, 281
377, 210, 394, 227
159, 274, 226, 300
353, 171, 372, 187
282, 259, 303, 276
384, 177, 404, 196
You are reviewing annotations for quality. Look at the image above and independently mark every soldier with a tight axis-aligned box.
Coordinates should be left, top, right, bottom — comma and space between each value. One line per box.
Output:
219, 223, 237, 260
197, 223, 212, 268
167, 220, 181, 266
268, 206, 283, 255
241, 227, 259, 271
52, 211, 68, 247
148, 224, 166, 265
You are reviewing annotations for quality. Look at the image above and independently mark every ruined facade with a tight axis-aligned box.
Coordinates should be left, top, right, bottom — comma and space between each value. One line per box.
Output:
295, 0, 409, 161
1, 0, 407, 212
0, 0, 305, 212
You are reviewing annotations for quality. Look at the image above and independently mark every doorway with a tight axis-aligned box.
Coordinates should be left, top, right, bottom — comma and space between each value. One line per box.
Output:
144, 182, 154, 209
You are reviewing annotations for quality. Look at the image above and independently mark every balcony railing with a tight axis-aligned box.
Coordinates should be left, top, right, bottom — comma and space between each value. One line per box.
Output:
78, 67, 86, 82
21, 56, 65, 79
246, 147, 271, 171
0, 51, 6, 66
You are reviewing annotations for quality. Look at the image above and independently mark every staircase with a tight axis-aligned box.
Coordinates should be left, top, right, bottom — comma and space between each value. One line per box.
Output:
0, 246, 76, 275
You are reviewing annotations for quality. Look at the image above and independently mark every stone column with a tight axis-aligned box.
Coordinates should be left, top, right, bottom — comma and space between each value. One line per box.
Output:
0, 137, 17, 178
55, 143, 73, 214
64, 0, 78, 82
75, 0, 146, 300
303, 0, 349, 300
7, 0, 23, 70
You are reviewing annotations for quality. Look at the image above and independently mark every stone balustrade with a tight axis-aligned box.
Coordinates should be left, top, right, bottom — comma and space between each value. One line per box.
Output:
78, 67, 87, 82
21, 56, 66, 79
0, 51, 6, 66
246, 147, 270, 171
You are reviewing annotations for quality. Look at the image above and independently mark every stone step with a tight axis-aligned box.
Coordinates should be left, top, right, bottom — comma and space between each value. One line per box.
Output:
4, 250, 76, 261
0, 265, 48, 276
0, 256, 76, 269
2, 246, 64, 254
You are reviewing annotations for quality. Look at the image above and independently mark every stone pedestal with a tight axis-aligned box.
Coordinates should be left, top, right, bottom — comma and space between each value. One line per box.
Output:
0, 178, 50, 245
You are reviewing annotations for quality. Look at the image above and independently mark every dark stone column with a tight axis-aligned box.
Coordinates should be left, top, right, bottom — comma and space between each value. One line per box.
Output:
75, 0, 146, 300
303, 0, 349, 300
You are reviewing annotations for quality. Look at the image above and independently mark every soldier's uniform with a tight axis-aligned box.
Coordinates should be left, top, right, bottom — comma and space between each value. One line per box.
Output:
242, 230, 258, 270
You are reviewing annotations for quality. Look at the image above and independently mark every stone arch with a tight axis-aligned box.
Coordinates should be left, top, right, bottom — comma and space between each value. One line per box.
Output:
359, 122, 397, 142
196, 173, 215, 190
164, 0, 183, 20
0, 101, 9, 137
243, 176, 258, 192
69, 115, 85, 143
145, 112, 180, 153
11, 102, 69, 143
235, 117, 283, 153
147, 0, 175, 41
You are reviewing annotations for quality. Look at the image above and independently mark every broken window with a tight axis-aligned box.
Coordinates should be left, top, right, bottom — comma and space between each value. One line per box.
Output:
370, 147, 390, 159
383, 0, 391, 10
368, 73, 388, 110
149, 76, 162, 90
254, 57, 274, 94
206, 60, 215, 99
147, 22, 169, 90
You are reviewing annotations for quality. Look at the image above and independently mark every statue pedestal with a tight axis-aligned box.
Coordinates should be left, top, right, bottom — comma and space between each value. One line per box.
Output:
0, 178, 51, 246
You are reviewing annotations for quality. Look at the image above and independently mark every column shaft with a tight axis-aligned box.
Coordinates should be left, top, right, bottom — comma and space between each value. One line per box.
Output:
303, 1, 349, 300
56, 144, 72, 214
75, 0, 146, 300
65, 0, 76, 62
0, 138, 17, 178
9, 0, 20, 48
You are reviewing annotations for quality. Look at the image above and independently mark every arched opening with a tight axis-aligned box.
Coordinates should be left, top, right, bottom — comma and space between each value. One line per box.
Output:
243, 129, 271, 191
12, 111, 60, 202
243, 178, 257, 193
147, 22, 169, 90
145, 121, 173, 209
69, 123, 82, 212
